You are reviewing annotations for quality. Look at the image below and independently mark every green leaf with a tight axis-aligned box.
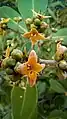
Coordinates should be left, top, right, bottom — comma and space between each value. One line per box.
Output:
18, 0, 48, 18
0, 6, 20, 18
48, 109, 63, 119
11, 85, 37, 119
53, 28, 67, 45
49, 79, 66, 93
0, 6, 27, 33
11, 86, 25, 119
3, 112, 12, 119
20, 85, 37, 119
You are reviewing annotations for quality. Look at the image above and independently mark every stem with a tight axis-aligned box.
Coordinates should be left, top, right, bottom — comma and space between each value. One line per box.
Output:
39, 59, 57, 65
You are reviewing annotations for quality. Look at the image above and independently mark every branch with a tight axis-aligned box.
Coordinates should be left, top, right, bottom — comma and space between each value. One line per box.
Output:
39, 59, 57, 65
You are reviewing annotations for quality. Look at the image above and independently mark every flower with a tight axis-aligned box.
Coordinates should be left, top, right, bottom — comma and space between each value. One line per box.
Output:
57, 41, 67, 54
0, 18, 10, 24
55, 41, 67, 61
23, 28, 45, 45
17, 50, 45, 86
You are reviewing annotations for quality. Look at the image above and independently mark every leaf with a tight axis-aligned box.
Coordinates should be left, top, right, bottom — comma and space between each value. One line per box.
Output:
3, 112, 12, 119
11, 85, 37, 119
18, 0, 48, 18
0, 6, 27, 33
11, 86, 25, 119
48, 109, 67, 119
20, 85, 37, 119
48, 8, 57, 21
53, 28, 67, 45
49, 79, 66, 93
0, 6, 20, 18
48, 109, 63, 119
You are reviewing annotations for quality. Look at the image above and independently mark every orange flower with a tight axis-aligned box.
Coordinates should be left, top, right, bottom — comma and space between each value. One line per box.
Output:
55, 41, 67, 61
23, 28, 45, 45
57, 41, 67, 54
17, 50, 45, 86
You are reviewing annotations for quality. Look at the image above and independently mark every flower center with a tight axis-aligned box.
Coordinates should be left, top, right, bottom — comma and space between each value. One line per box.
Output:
27, 64, 31, 70
31, 33, 37, 37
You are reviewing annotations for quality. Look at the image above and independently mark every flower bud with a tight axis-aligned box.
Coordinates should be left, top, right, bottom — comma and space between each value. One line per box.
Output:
59, 60, 67, 70
11, 49, 23, 61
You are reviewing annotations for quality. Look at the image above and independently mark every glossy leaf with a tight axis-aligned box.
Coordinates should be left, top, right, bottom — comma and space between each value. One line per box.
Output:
49, 79, 66, 93
20, 85, 37, 119
11, 86, 25, 119
18, 0, 48, 18
53, 28, 67, 45
11, 85, 37, 119
0, 6, 27, 33
0, 6, 20, 18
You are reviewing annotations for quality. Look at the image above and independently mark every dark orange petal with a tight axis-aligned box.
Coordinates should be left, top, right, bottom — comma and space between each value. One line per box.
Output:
28, 50, 37, 65
33, 63, 45, 72
28, 71, 37, 87
37, 33, 45, 40
31, 28, 38, 34
17, 62, 28, 75
23, 32, 31, 39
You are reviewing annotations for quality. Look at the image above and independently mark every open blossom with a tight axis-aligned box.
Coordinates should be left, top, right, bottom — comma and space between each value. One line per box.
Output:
17, 50, 45, 86
57, 41, 67, 54
23, 28, 45, 45
55, 41, 67, 61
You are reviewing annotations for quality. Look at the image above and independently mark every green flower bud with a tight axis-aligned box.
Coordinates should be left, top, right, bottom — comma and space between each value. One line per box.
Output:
30, 24, 37, 29
25, 18, 32, 25
34, 18, 41, 26
5, 68, 13, 75
11, 49, 23, 60
14, 62, 22, 73
59, 60, 67, 70
2, 58, 16, 68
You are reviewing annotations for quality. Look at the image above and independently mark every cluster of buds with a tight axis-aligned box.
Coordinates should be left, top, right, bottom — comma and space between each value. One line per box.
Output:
0, 18, 10, 35
25, 13, 49, 33
13, 17, 22, 23
1, 47, 45, 87
55, 40, 67, 78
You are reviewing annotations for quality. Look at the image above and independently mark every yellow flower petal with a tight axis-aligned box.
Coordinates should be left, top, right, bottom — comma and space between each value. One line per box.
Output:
23, 32, 31, 39
5, 47, 10, 57
28, 50, 37, 65
1, 18, 10, 24
33, 63, 45, 73
28, 70, 37, 87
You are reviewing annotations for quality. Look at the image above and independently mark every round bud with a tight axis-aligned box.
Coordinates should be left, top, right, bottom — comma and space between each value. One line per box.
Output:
11, 49, 23, 61
59, 60, 67, 70
34, 18, 41, 26
25, 18, 32, 25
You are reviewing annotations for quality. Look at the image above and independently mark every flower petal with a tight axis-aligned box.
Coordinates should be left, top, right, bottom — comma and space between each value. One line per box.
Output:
28, 71, 37, 87
37, 33, 45, 40
23, 32, 31, 39
28, 50, 37, 65
17, 62, 28, 75
33, 63, 45, 72
5, 47, 10, 57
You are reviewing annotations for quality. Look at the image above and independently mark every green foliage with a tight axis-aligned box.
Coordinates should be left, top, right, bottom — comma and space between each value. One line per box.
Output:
11, 85, 37, 119
0, 0, 67, 119
18, 0, 48, 18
